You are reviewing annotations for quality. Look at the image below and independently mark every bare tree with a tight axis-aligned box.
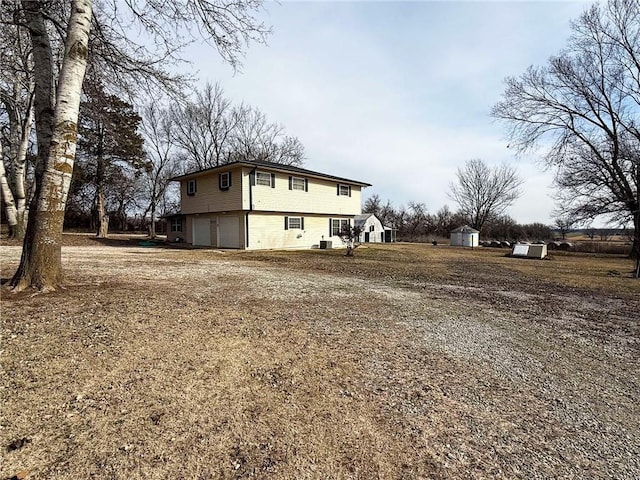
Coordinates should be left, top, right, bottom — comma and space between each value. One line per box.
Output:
140, 102, 179, 239
107, 166, 144, 231
553, 214, 576, 241
9, 0, 93, 291
362, 194, 382, 216
493, 0, 640, 276
230, 105, 304, 166
171, 83, 237, 170
0, 6, 34, 239
448, 159, 523, 232
405, 201, 429, 239
170, 85, 305, 171
5, 0, 270, 291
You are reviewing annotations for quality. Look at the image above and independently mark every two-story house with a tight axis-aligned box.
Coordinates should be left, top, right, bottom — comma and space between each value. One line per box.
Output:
167, 160, 371, 249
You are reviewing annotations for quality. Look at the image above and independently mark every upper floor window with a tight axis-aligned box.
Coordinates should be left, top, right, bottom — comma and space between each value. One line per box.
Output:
337, 184, 351, 196
219, 172, 231, 190
289, 176, 308, 191
256, 171, 274, 187
187, 179, 197, 196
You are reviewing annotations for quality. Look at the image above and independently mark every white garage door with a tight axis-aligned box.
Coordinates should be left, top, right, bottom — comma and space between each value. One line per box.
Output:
192, 217, 211, 246
218, 216, 240, 248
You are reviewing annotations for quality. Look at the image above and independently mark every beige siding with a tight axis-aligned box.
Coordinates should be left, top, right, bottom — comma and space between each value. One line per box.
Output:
178, 165, 368, 249
247, 213, 352, 250
180, 170, 243, 214
241, 167, 363, 215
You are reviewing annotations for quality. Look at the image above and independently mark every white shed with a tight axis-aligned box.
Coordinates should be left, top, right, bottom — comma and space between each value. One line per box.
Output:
354, 214, 386, 243
450, 225, 480, 247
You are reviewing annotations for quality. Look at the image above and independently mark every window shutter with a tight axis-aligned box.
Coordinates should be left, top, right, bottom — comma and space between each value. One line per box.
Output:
329, 218, 333, 236
250, 171, 256, 186
348, 185, 352, 197
288, 176, 292, 190
301, 217, 305, 230
228, 172, 232, 187
271, 173, 276, 188
284, 217, 289, 230
336, 184, 340, 196
218, 174, 223, 190
304, 179, 308, 192
194, 180, 197, 193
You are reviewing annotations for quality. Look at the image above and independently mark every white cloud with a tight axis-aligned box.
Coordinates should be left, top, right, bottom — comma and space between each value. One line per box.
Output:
183, 0, 591, 224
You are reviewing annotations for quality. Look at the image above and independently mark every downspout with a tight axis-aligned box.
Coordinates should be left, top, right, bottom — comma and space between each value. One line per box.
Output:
246, 167, 257, 248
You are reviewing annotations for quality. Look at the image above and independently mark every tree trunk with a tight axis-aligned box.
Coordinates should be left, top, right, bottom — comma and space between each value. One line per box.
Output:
2, 83, 32, 239
95, 156, 109, 238
633, 212, 639, 279
0, 145, 18, 237
14, 97, 34, 239
96, 187, 109, 238
149, 202, 156, 239
11, 0, 93, 292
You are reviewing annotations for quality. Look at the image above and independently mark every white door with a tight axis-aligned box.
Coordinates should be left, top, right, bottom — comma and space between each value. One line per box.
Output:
193, 217, 211, 246
218, 216, 240, 248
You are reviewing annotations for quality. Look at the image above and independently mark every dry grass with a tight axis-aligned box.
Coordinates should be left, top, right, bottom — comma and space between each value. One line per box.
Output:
1, 239, 639, 479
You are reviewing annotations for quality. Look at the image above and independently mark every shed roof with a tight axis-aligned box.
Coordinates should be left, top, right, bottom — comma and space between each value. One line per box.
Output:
451, 225, 480, 234
354, 213, 386, 228
354, 213, 373, 225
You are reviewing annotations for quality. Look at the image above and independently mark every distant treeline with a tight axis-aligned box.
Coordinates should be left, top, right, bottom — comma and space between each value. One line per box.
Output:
363, 195, 553, 243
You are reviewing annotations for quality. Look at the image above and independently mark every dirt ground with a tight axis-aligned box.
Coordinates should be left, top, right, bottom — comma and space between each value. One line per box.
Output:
1, 237, 639, 479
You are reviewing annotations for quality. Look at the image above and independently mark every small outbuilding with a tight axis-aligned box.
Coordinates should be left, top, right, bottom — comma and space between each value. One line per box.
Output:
355, 214, 388, 243
450, 225, 480, 247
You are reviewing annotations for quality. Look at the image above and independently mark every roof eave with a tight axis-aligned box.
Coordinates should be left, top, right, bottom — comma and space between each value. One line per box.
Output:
170, 161, 371, 187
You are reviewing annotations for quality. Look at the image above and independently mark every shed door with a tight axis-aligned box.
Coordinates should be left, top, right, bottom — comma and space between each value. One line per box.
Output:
193, 217, 211, 246
219, 216, 240, 248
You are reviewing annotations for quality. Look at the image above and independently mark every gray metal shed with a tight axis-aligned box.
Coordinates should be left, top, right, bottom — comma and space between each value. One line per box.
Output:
450, 225, 480, 247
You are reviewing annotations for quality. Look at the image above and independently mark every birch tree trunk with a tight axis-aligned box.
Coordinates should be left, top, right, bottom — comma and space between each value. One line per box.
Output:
14, 97, 34, 238
0, 144, 19, 235
0, 86, 32, 239
11, 0, 93, 291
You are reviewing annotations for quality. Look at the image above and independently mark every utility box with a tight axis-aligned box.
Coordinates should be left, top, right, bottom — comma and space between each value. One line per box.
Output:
319, 240, 332, 249
511, 243, 548, 259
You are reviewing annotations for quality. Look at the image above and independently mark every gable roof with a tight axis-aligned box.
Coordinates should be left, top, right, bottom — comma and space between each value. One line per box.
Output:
451, 225, 480, 233
171, 160, 371, 187
354, 213, 372, 227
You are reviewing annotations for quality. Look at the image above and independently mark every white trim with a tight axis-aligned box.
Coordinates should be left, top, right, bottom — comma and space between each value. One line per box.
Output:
288, 216, 302, 229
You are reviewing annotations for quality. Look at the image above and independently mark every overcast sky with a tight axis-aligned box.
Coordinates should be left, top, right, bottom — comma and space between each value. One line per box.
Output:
184, 0, 591, 225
